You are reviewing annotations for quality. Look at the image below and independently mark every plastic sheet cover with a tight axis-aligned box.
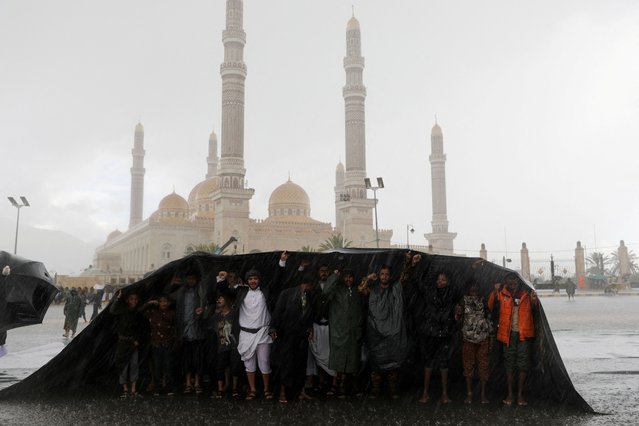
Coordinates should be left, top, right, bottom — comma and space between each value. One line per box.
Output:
0, 249, 593, 412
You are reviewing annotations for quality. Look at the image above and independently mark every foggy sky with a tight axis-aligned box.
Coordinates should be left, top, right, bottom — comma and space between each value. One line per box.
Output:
1, 0, 638, 273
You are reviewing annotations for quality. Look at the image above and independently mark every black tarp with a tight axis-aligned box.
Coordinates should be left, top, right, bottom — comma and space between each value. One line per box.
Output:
0, 249, 593, 412
0, 251, 59, 332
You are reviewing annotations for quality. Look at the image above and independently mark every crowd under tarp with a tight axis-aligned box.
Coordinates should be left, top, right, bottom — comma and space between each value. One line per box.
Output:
0, 249, 593, 412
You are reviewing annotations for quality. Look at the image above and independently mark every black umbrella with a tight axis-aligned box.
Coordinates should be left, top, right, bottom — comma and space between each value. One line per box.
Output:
0, 251, 59, 332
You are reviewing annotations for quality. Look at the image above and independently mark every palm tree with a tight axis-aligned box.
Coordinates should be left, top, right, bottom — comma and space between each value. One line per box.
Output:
586, 251, 610, 276
319, 233, 352, 251
185, 242, 224, 255
300, 245, 317, 252
609, 249, 639, 277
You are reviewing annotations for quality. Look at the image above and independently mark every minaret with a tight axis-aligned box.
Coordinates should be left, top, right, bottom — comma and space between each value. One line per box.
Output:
343, 14, 367, 196
334, 13, 390, 247
129, 122, 145, 228
334, 161, 345, 228
424, 122, 456, 254
219, 0, 247, 183
211, 0, 254, 249
206, 130, 218, 179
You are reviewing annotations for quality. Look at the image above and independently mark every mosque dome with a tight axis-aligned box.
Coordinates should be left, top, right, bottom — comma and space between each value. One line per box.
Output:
268, 179, 311, 218
187, 177, 220, 218
152, 191, 190, 223
347, 16, 360, 30
159, 192, 188, 210
135, 122, 144, 133
107, 229, 122, 241
431, 123, 442, 137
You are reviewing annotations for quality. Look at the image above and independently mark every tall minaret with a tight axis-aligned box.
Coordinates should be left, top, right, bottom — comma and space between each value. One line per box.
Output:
219, 0, 247, 183
129, 122, 145, 228
211, 0, 254, 249
343, 13, 367, 197
424, 122, 456, 254
206, 130, 218, 179
334, 13, 391, 247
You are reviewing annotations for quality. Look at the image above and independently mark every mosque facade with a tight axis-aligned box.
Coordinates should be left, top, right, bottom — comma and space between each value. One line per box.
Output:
93, 1, 395, 275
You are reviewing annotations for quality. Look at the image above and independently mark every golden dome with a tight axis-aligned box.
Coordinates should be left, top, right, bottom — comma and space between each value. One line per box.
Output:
431, 123, 442, 137
158, 192, 188, 211
268, 179, 311, 218
196, 177, 220, 201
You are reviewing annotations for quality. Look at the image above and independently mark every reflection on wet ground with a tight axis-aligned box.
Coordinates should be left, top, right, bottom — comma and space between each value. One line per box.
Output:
1, 297, 638, 425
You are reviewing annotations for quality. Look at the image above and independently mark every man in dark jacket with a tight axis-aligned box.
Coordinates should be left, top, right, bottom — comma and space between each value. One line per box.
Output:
174, 269, 208, 394
270, 274, 318, 403
415, 271, 461, 404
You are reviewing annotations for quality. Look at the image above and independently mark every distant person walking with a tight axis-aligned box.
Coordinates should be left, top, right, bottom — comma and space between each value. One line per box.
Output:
91, 284, 105, 321
63, 289, 83, 338
565, 278, 577, 301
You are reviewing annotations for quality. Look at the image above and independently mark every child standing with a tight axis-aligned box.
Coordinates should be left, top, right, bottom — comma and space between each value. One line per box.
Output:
210, 292, 242, 399
140, 294, 177, 396
110, 290, 146, 398
457, 281, 493, 404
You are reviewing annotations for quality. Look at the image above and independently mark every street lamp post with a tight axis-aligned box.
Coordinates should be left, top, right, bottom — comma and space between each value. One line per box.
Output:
502, 256, 512, 268
7, 196, 30, 255
406, 224, 414, 249
364, 177, 384, 248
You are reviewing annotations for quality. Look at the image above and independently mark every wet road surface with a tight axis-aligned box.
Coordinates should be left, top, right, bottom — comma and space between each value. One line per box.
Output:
1, 297, 637, 425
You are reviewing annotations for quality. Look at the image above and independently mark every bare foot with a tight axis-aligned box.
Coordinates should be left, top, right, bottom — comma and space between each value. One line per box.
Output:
464, 393, 472, 404
441, 395, 452, 404
481, 396, 490, 404
517, 398, 528, 406
419, 395, 429, 404
502, 397, 513, 406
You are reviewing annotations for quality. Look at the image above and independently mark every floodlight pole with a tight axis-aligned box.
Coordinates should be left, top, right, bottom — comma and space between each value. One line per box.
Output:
8, 196, 30, 255
365, 177, 384, 248
406, 224, 414, 249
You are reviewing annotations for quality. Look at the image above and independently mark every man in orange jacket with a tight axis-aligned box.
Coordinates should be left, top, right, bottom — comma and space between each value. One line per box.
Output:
488, 273, 538, 406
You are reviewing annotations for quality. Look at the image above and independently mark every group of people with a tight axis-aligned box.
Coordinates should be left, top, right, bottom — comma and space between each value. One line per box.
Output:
62, 286, 105, 337
108, 251, 539, 406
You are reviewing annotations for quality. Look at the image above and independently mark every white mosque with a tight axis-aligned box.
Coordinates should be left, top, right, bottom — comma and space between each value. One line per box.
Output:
94, 1, 456, 276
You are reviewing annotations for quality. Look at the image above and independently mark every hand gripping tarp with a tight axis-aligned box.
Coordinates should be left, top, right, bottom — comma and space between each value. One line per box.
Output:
0, 249, 593, 412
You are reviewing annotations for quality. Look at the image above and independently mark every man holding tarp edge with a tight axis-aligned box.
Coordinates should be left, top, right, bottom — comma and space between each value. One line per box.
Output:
489, 272, 539, 407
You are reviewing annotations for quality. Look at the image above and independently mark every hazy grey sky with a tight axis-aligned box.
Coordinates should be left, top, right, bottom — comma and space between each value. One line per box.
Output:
1, 0, 638, 272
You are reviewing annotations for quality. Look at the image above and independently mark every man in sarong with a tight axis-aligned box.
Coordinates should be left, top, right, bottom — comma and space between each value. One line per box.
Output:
305, 264, 337, 395
233, 251, 288, 401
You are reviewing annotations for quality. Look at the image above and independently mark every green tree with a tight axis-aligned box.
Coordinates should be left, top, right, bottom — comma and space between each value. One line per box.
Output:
586, 251, 610, 276
319, 233, 352, 251
609, 249, 639, 277
185, 243, 224, 255
300, 245, 317, 252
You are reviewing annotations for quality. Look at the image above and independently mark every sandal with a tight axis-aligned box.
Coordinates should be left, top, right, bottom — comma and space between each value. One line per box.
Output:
231, 389, 240, 399
119, 390, 129, 399
245, 390, 257, 401
326, 386, 338, 397
183, 385, 193, 394
195, 386, 203, 395
264, 391, 274, 401
279, 396, 288, 404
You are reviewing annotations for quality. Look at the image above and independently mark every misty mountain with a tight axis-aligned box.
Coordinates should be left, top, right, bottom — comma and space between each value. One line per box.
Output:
0, 218, 95, 275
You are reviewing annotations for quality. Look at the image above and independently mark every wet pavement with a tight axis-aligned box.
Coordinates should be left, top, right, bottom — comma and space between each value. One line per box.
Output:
1, 297, 638, 425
